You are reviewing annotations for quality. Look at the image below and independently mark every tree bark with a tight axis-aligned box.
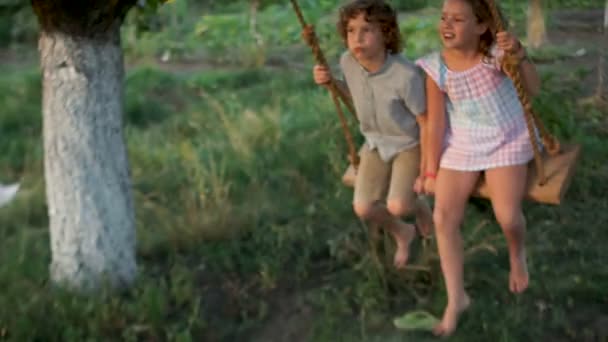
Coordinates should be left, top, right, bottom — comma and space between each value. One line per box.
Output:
33, 1, 137, 291
527, 0, 547, 49
249, 0, 264, 47
597, 0, 608, 100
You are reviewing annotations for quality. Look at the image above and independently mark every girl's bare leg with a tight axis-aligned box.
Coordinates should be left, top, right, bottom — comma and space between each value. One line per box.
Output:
432, 169, 480, 337
485, 164, 529, 293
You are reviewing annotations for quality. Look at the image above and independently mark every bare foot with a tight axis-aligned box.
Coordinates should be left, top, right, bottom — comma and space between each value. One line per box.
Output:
391, 221, 416, 269
509, 249, 529, 293
415, 199, 434, 237
433, 293, 471, 337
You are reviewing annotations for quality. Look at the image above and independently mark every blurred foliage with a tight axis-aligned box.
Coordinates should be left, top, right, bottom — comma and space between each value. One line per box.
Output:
0, 0, 606, 341
1, 0, 606, 49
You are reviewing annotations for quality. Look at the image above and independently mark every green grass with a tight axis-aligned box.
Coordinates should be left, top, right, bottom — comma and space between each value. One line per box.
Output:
1, 55, 607, 342
1, 2, 608, 342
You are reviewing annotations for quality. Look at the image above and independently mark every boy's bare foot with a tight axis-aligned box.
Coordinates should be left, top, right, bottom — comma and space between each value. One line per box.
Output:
433, 293, 471, 337
391, 221, 416, 269
415, 199, 434, 237
509, 249, 529, 293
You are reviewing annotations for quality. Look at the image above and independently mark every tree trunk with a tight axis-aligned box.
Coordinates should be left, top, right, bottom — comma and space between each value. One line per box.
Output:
249, 0, 263, 47
597, 0, 608, 100
32, 1, 137, 292
527, 0, 547, 49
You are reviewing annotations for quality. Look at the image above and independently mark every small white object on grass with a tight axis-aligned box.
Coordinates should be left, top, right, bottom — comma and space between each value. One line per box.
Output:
573, 48, 587, 57
0, 183, 19, 207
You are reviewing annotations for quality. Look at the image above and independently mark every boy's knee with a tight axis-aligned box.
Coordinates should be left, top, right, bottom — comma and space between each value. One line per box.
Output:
387, 198, 414, 217
353, 202, 375, 220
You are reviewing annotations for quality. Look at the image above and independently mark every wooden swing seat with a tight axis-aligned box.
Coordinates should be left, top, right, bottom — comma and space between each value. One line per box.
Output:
473, 143, 581, 205
341, 143, 581, 205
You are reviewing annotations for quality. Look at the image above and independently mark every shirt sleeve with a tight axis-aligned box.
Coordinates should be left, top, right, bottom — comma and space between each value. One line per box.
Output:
400, 65, 427, 116
415, 52, 446, 92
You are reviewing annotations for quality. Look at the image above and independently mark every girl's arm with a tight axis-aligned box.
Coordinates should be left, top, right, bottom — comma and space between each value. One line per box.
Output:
513, 48, 541, 97
424, 76, 446, 179
497, 32, 541, 97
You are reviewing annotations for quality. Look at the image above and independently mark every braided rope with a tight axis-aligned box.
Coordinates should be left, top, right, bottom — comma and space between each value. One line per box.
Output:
290, 0, 360, 167
486, 0, 560, 185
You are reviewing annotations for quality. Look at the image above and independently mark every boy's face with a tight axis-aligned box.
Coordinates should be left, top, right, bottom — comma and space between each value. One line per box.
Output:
439, 0, 487, 50
346, 13, 386, 63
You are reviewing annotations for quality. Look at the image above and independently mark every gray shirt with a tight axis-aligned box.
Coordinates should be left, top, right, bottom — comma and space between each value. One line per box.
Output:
340, 51, 426, 161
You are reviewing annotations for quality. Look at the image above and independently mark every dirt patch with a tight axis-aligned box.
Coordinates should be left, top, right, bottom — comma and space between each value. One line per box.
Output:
552, 9, 606, 33
250, 291, 315, 342
541, 9, 606, 95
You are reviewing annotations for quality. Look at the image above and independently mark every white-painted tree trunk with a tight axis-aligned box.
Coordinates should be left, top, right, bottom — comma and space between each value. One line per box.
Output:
597, 0, 608, 99
39, 23, 136, 291
250, 0, 264, 47
527, 0, 547, 49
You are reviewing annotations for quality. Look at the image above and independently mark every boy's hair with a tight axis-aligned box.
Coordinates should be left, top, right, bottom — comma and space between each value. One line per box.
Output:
337, 0, 402, 54
462, 0, 508, 57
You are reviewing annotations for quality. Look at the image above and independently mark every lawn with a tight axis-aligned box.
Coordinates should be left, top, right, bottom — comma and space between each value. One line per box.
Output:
0, 1, 607, 341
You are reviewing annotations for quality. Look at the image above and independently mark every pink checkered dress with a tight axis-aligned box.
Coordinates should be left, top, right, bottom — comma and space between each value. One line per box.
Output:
415, 51, 534, 171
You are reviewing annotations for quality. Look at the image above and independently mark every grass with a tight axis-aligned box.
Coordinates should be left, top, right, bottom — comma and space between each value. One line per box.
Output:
1, 2, 608, 342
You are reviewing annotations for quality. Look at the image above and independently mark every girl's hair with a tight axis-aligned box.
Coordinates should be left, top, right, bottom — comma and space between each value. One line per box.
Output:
337, 0, 402, 54
462, 0, 508, 57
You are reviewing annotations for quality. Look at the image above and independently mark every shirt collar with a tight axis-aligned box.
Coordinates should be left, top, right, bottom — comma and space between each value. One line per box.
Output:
356, 52, 393, 76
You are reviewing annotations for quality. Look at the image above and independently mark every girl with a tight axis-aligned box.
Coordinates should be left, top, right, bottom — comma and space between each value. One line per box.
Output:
306, 0, 433, 268
415, 0, 540, 336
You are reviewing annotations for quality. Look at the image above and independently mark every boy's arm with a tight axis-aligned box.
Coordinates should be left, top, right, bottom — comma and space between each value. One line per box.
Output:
400, 67, 428, 184
416, 113, 427, 177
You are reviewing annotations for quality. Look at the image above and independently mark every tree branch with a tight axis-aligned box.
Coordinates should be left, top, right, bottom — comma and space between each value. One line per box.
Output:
31, 0, 137, 38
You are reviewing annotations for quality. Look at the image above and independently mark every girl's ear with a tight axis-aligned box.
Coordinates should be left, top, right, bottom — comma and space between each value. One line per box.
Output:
475, 22, 490, 36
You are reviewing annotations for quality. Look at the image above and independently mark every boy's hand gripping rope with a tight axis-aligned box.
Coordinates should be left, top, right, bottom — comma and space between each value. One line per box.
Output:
290, 0, 360, 168
485, 0, 560, 185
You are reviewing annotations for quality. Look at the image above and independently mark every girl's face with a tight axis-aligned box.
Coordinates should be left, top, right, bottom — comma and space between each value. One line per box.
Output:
439, 0, 488, 50
346, 13, 386, 62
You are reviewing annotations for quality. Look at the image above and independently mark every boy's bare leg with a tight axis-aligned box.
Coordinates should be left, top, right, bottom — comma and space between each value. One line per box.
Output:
414, 196, 434, 237
385, 219, 416, 268
384, 200, 429, 267
354, 203, 416, 268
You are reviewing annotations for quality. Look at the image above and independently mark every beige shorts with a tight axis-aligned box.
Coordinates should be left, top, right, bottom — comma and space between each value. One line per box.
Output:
353, 145, 420, 207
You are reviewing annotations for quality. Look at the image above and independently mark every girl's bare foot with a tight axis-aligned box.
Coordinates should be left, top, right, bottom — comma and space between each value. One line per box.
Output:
433, 293, 471, 337
391, 221, 416, 269
509, 249, 529, 293
415, 199, 434, 237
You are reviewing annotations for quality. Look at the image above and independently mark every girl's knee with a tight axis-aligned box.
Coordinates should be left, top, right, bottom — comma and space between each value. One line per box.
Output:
496, 212, 525, 232
433, 207, 462, 233
386, 198, 414, 217
353, 202, 374, 220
